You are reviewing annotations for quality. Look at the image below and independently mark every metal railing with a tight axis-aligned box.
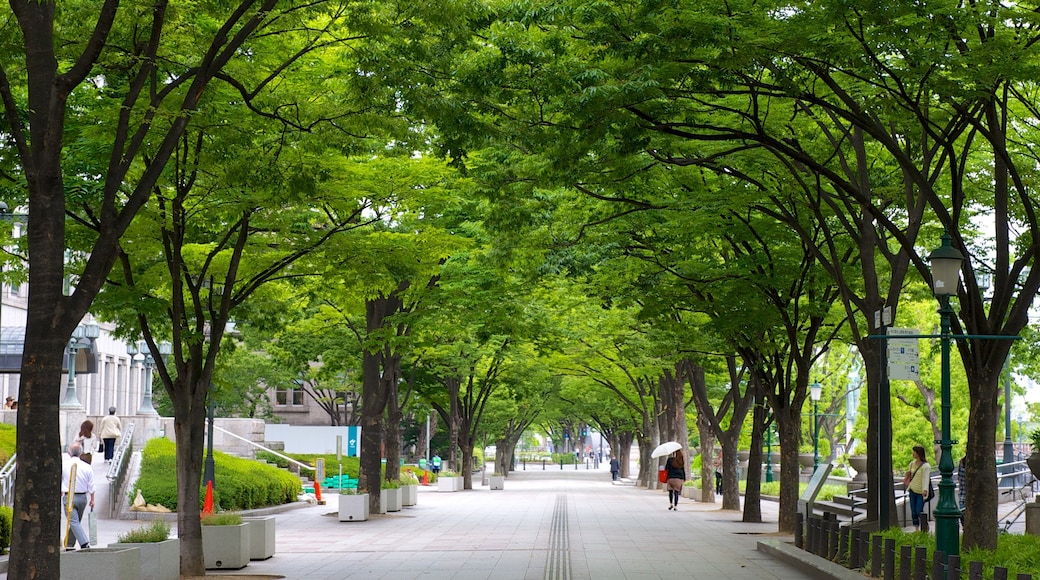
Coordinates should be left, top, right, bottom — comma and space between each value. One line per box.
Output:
0, 454, 15, 507
106, 422, 135, 518
213, 424, 313, 472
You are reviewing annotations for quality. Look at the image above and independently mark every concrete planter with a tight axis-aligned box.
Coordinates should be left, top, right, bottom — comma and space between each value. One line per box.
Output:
438, 476, 456, 492
202, 523, 251, 569
378, 488, 389, 514
242, 515, 276, 560
489, 475, 505, 490
453, 476, 464, 491
402, 484, 418, 506
385, 487, 402, 512
61, 546, 141, 580
107, 538, 179, 580
338, 493, 369, 521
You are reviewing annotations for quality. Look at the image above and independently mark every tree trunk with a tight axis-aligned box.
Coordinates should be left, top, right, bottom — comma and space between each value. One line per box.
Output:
719, 435, 740, 511
10, 323, 68, 580
776, 407, 801, 533
616, 431, 634, 478
173, 389, 208, 577
743, 401, 768, 523
697, 415, 716, 503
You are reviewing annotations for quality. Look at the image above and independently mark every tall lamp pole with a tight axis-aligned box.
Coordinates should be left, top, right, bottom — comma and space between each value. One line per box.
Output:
204, 398, 216, 489
765, 414, 774, 483
60, 322, 99, 409
928, 232, 964, 560
810, 382, 822, 471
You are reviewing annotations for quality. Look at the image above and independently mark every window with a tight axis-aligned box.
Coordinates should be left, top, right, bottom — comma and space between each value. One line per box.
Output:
275, 382, 305, 406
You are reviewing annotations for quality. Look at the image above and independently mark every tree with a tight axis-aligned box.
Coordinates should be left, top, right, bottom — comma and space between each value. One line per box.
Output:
0, 2, 372, 575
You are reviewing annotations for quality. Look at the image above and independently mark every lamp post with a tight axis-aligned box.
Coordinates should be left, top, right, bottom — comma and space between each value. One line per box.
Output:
128, 340, 172, 415
927, 231, 964, 560
810, 382, 822, 471
765, 414, 774, 483
60, 322, 100, 409
204, 398, 216, 489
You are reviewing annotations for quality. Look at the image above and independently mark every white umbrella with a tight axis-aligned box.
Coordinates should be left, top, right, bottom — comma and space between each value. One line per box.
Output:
651, 441, 682, 458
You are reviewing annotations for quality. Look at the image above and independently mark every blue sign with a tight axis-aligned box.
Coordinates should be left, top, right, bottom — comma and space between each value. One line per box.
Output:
346, 425, 361, 457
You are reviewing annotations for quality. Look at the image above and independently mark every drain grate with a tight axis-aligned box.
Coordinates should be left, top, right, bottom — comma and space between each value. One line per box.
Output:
545, 494, 571, 580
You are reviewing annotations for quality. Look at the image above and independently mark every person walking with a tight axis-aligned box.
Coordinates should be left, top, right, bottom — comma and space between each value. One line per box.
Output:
98, 407, 122, 463
903, 445, 931, 530
74, 420, 99, 466
665, 450, 686, 511
61, 442, 96, 550
609, 455, 620, 481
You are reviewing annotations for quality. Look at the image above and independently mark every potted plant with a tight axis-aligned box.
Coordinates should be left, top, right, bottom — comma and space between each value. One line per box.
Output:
108, 519, 179, 580
338, 488, 369, 522
489, 472, 505, 490
201, 512, 251, 570
60, 545, 142, 580
400, 472, 420, 506
438, 470, 459, 492
382, 479, 403, 513
242, 514, 276, 560
1026, 428, 1040, 480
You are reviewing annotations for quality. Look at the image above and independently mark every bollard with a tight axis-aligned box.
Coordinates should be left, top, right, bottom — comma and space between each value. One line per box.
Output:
795, 512, 803, 549
932, 550, 945, 580
871, 534, 881, 577
900, 544, 911, 580
884, 538, 895, 580
828, 520, 839, 561
915, 546, 927, 580
542, 459, 545, 470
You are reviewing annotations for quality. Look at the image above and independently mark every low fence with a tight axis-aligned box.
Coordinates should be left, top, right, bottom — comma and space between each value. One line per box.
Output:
797, 513, 1032, 580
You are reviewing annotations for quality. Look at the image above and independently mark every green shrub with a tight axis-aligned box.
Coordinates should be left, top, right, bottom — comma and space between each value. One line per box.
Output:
133, 438, 302, 511
255, 451, 360, 479
871, 528, 1040, 578
0, 424, 15, 466
117, 520, 171, 543
201, 512, 242, 526
0, 506, 12, 554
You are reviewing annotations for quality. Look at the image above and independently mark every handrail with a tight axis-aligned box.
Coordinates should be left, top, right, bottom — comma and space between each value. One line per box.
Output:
107, 421, 135, 481
212, 424, 314, 472
106, 422, 135, 518
0, 453, 15, 507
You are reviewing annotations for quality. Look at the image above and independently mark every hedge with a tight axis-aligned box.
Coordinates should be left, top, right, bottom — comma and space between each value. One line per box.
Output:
133, 438, 301, 511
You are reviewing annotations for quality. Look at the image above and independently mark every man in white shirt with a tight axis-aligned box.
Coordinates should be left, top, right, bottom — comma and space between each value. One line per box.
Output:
61, 442, 95, 550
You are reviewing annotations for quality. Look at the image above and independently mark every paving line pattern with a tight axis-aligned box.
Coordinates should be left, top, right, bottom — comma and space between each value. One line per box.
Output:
545, 493, 571, 580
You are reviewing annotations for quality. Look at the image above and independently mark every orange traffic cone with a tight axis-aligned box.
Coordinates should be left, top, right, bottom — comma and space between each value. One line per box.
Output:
422, 471, 429, 486
315, 481, 324, 505
202, 480, 214, 516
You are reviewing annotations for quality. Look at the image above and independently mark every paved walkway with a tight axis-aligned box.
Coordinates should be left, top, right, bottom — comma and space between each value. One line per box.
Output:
26, 463, 807, 580
10, 460, 1031, 578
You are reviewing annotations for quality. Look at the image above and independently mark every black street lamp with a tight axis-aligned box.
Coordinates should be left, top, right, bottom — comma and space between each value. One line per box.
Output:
927, 232, 964, 560
204, 398, 216, 489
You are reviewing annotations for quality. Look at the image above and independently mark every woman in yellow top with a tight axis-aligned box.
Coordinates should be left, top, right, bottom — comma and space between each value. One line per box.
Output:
904, 445, 931, 529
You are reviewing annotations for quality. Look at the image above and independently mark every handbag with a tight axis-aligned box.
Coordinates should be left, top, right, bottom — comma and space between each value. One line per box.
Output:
925, 481, 935, 502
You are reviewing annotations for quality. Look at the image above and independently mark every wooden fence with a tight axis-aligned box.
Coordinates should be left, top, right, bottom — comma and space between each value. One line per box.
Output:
797, 513, 1032, 580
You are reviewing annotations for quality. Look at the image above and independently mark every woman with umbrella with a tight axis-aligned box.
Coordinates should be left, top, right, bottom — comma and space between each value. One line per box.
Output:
665, 450, 686, 511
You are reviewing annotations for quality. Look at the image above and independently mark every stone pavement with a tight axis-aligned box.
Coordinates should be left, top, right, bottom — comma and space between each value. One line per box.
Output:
2, 458, 1032, 579
35, 464, 808, 579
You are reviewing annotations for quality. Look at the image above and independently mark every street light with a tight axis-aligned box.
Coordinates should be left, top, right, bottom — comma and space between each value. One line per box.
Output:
810, 382, 822, 471
927, 231, 964, 560
765, 413, 775, 483
128, 339, 172, 415
60, 321, 100, 409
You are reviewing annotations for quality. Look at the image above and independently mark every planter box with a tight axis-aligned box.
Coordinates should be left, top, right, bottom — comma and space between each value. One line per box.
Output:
107, 538, 179, 580
402, 484, 418, 506
682, 486, 697, 499
202, 523, 251, 569
242, 516, 276, 560
438, 477, 456, 492
489, 475, 504, 490
338, 493, 369, 521
385, 487, 402, 512
378, 489, 389, 514
61, 546, 141, 580
453, 476, 463, 491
